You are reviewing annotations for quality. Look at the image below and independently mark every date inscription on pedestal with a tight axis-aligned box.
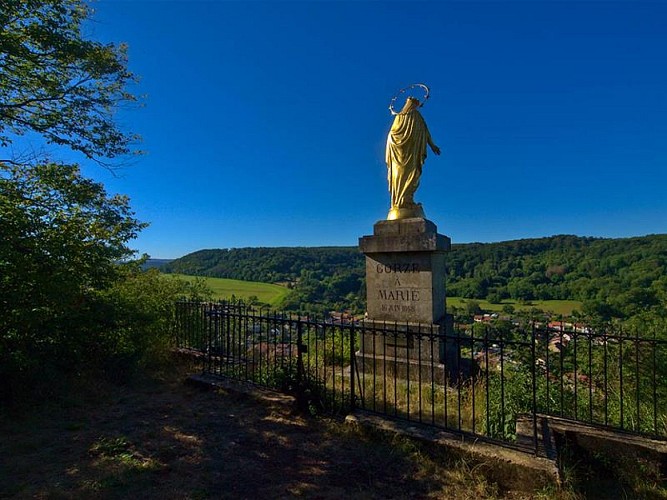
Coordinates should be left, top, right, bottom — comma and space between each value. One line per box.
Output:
375, 262, 421, 313
378, 290, 420, 313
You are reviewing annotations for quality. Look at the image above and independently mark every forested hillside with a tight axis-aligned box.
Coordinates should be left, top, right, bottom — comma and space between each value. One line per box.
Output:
163, 247, 363, 283
163, 247, 365, 312
162, 234, 667, 319
447, 234, 667, 318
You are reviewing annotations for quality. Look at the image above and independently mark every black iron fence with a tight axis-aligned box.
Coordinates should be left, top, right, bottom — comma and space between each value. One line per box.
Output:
175, 300, 667, 454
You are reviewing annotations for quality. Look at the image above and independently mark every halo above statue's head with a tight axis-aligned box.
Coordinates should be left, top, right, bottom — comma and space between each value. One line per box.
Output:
389, 83, 430, 115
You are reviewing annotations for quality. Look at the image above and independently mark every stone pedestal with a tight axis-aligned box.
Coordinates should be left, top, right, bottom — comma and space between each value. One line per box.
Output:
359, 218, 450, 324
357, 218, 452, 383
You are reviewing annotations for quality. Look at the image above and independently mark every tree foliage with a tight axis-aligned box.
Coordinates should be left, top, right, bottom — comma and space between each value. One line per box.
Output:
0, 0, 138, 164
164, 246, 365, 284
445, 234, 667, 320
0, 163, 145, 398
163, 247, 367, 314
1, 161, 145, 308
0, 1, 165, 403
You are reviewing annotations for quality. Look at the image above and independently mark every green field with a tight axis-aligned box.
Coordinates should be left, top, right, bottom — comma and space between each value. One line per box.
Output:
167, 274, 290, 306
447, 297, 582, 316
167, 273, 581, 315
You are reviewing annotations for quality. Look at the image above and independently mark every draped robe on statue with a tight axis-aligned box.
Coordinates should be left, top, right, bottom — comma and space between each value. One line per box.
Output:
385, 98, 433, 220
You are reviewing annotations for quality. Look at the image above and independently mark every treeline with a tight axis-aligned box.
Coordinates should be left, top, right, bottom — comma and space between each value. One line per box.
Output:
163, 247, 364, 283
162, 234, 667, 319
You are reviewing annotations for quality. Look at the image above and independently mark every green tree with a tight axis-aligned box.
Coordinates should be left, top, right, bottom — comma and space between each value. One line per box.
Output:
0, 1, 147, 401
581, 299, 619, 322
0, 0, 138, 165
92, 267, 211, 378
465, 300, 482, 316
502, 304, 515, 315
507, 278, 534, 302
487, 291, 503, 304
0, 162, 148, 398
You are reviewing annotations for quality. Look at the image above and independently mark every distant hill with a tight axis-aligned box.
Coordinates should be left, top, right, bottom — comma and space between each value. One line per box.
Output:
142, 258, 174, 270
162, 247, 363, 283
444, 234, 667, 312
161, 234, 667, 318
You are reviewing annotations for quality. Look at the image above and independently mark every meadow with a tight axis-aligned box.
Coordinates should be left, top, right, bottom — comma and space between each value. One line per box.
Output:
168, 273, 582, 316
167, 274, 290, 306
447, 297, 582, 316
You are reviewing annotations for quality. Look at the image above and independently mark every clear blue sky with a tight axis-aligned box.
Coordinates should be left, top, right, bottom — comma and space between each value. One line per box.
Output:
78, 1, 666, 258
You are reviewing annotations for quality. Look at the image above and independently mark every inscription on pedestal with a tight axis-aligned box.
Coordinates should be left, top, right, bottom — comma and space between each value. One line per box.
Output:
365, 253, 443, 324
359, 218, 449, 325
376, 262, 420, 313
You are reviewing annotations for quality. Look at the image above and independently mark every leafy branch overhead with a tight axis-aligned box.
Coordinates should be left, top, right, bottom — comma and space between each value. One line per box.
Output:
0, 0, 139, 163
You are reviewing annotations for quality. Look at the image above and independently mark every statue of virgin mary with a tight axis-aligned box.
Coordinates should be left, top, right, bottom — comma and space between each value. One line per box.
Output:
385, 96, 440, 220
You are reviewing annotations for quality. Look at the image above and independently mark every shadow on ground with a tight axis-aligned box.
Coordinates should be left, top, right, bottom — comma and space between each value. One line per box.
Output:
1, 360, 500, 499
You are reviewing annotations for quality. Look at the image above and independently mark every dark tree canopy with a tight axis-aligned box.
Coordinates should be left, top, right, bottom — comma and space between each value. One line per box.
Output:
1, 162, 145, 326
0, 1, 156, 402
0, 0, 138, 164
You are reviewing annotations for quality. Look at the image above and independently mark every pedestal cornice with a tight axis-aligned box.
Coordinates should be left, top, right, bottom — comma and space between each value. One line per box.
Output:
359, 218, 451, 254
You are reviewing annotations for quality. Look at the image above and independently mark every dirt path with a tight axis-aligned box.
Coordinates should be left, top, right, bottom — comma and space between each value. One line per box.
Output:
0, 361, 530, 499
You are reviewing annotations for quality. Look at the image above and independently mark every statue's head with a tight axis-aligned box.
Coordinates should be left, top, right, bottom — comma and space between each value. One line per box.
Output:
400, 97, 421, 114
389, 84, 430, 115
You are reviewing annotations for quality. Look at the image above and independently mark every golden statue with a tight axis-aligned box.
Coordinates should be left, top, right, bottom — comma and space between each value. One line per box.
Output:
385, 94, 440, 220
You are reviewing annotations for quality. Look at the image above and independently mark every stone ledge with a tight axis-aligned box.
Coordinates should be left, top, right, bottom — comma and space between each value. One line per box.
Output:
187, 373, 296, 406
518, 414, 667, 490
359, 218, 451, 254
541, 414, 667, 454
359, 233, 450, 253
346, 410, 560, 493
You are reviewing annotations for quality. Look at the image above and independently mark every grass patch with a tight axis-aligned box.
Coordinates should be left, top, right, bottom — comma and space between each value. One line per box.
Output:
166, 273, 290, 306
89, 436, 160, 471
448, 297, 582, 316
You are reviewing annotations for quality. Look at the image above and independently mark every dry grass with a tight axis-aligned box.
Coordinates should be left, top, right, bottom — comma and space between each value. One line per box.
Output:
0, 357, 609, 499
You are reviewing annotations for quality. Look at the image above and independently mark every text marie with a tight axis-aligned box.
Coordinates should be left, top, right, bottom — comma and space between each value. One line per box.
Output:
378, 289, 421, 301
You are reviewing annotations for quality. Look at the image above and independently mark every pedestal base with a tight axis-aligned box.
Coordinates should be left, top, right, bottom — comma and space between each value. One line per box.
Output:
354, 317, 459, 385
356, 351, 447, 384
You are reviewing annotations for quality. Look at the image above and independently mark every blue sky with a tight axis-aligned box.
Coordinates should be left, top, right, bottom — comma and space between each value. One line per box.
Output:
74, 1, 667, 258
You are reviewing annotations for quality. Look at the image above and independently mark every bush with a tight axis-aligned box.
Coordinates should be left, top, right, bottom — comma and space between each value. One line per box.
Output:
0, 263, 210, 401
94, 266, 212, 377
0, 162, 213, 401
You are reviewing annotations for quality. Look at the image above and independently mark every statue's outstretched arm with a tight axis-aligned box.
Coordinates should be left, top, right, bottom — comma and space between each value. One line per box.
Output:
428, 137, 441, 156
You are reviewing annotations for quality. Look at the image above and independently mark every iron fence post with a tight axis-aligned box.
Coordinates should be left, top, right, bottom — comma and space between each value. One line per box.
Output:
297, 318, 304, 405
531, 320, 538, 455
205, 302, 211, 375
350, 321, 356, 411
